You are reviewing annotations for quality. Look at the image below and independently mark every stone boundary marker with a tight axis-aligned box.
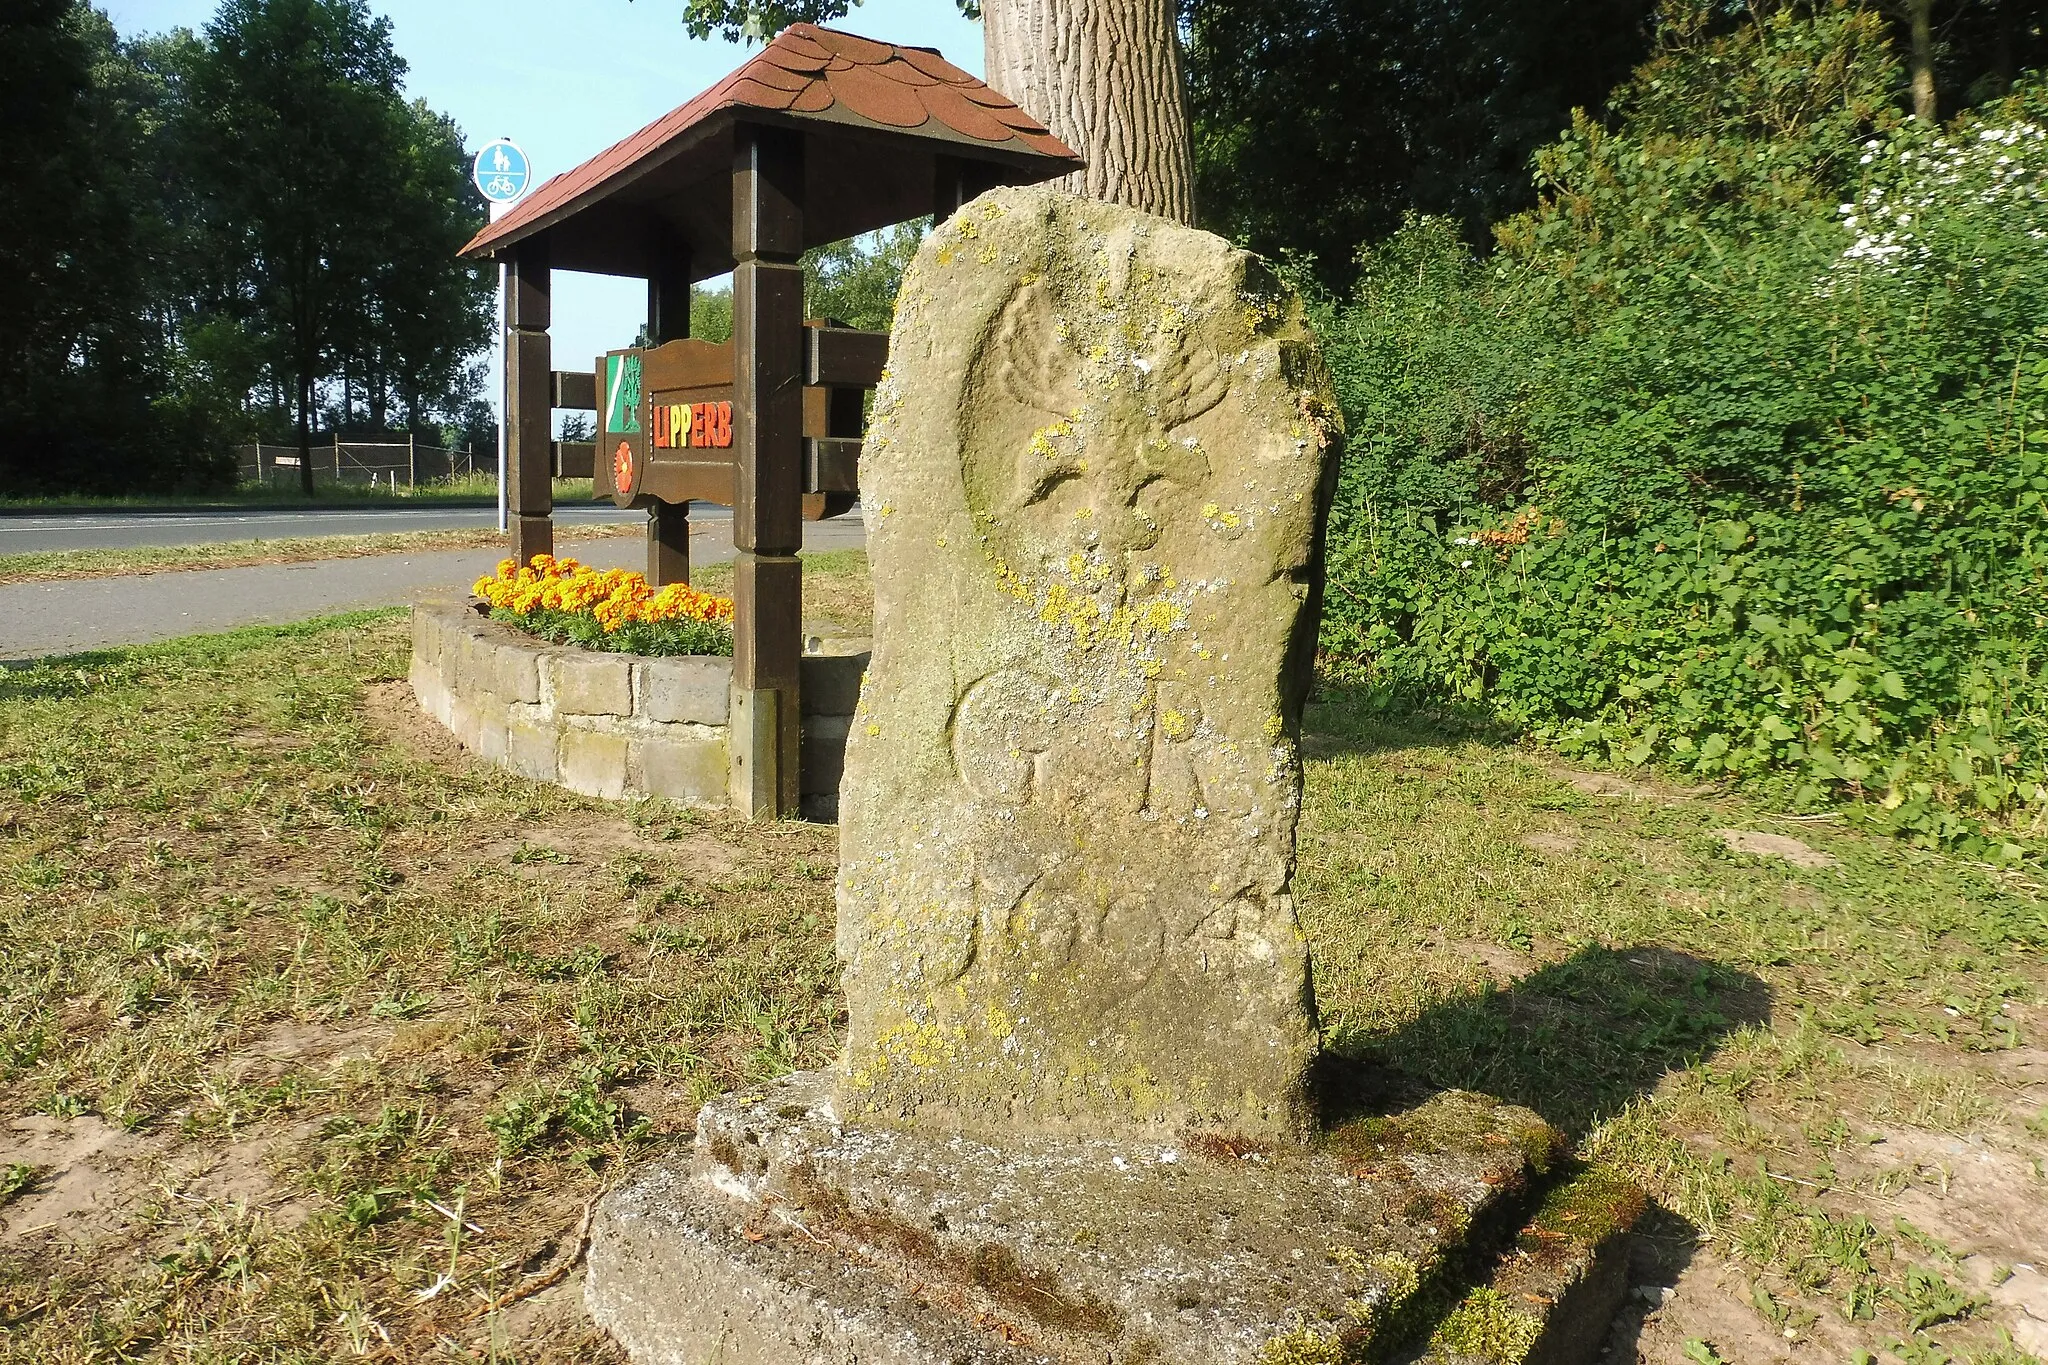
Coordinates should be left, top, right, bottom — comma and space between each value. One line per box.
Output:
408, 599, 864, 813
584, 187, 1641, 1364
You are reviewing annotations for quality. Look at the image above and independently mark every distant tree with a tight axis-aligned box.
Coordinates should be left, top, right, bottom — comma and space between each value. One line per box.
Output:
1884, 0, 2045, 121
125, 26, 266, 449
0, 2, 220, 494
689, 287, 734, 344
804, 221, 926, 329
185, 0, 413, 495
667, 0, 907, 39
681, 222, 923, 347
1187, 0, 1659, 292
343, 98, 494, 433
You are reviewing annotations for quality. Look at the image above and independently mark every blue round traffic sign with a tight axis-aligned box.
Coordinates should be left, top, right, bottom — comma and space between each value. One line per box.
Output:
472, 139, 531, 205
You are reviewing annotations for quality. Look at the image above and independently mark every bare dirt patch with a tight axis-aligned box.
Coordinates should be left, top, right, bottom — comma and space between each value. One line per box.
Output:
2, 1116, 168, 1243
1712, 827, 1841, 869
1521, 828, 1584, 856
363, 676, 477, 770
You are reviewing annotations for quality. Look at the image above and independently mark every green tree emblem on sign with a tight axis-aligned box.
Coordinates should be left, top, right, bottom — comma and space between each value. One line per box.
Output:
607, 354, 642, 433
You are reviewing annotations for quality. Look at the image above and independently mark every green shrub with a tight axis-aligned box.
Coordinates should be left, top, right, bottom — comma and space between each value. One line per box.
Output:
1317, 0, 2048, 851
490, 606, 733, 658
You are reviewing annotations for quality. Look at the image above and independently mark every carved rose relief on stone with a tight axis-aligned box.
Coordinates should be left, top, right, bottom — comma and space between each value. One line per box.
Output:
836, 188, 1339, 1142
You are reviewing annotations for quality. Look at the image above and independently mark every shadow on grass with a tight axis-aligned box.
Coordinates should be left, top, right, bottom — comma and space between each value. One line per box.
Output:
1314, 946, 1757, 1359
1303, 681, 1521, 762
1319, 944, 1771, 1138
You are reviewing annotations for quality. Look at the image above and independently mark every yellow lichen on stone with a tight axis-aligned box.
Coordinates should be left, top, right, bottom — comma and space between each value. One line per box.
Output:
1027, 420, 1074, 464
865, 1015, 968, 1076
1159, 709, 1193, 742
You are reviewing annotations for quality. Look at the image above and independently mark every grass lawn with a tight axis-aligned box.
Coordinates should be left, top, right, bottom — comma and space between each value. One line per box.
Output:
0, 554, 2041, 1364
0, 477, 591, 513
0, 522, 641, 588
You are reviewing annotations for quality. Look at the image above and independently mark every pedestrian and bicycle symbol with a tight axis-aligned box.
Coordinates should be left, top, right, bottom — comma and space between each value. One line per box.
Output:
472, 139, 531, 205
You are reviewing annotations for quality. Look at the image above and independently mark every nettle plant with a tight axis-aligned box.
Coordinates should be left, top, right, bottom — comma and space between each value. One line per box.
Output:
1318, 3, 2048, 853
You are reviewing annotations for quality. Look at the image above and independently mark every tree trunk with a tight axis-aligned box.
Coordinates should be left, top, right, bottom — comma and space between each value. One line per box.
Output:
983, 0, 1197, 225
1989, 0, 2014, 98
297, 370, 315, 497
1906, 0, 1937, 121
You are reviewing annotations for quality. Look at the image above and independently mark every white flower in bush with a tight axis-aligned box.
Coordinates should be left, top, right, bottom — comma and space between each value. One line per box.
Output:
1834, 107, 2048, 272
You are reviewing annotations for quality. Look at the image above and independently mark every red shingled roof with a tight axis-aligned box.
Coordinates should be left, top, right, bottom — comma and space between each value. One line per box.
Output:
462, 24, 1080, 261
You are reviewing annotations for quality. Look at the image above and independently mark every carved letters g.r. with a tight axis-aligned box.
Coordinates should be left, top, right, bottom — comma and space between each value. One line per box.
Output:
836, 187, 1337, 1141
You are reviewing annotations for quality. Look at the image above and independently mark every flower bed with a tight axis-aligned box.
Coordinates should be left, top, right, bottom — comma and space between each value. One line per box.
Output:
474, 554, 734, 657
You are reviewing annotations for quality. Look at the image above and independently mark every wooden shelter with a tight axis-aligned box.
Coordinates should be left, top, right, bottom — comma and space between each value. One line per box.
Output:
459, 25, 1082, 818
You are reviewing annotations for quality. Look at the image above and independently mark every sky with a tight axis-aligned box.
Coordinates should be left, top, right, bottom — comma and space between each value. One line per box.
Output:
104, 0, 985, 424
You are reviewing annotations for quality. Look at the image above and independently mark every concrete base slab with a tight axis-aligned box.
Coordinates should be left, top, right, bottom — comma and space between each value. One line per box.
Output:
587, 1072, 1633, 1365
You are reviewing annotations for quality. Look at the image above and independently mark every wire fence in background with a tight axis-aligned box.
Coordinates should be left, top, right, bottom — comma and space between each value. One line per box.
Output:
236, 437, 487, 490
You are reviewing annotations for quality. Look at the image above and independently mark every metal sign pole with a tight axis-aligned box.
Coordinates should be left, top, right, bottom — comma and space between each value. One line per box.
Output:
496, 255, 509, 533
472, 140, 532, 538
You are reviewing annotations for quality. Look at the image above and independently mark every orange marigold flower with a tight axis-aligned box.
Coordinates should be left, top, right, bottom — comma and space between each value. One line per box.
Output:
476, 552, 735, 639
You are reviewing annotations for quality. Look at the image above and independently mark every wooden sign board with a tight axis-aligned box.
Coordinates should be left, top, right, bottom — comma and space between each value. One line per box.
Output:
594, 327, 877, 519
596, 339, 737, 509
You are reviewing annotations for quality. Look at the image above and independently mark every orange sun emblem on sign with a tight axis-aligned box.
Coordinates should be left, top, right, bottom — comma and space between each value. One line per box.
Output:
613, 440, 635, 494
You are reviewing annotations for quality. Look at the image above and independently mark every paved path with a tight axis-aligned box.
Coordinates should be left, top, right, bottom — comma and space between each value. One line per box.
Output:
1, 502, 642, 552
0, 514, 865, 662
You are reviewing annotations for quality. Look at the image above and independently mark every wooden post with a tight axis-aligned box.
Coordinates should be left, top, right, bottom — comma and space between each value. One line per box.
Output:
729, 123, 806, 820
506, 236, 554, 566
933, 154, 1002, 225
647, 240, 692, 587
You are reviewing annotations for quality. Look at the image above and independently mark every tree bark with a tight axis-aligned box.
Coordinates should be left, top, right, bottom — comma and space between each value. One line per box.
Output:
1989, 0, 2014, 98
296, 370, 315, 497
983, 0, 1197, 225
1906, 0, 1937, 121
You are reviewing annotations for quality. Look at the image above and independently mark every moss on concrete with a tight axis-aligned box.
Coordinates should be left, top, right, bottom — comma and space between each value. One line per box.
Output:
1523, 1164, 1648, 1252
1322, 1090, 1564, 1183
1258, 1323, 1365, 1365
1425, 1287, 1546, 1363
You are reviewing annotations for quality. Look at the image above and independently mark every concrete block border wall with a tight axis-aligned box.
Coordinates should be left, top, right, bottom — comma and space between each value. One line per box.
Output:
408, 599, 865, 815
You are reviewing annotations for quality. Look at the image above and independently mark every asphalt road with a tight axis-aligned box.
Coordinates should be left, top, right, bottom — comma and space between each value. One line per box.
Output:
0, 502, 647, 552
0, 513, 865, 662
